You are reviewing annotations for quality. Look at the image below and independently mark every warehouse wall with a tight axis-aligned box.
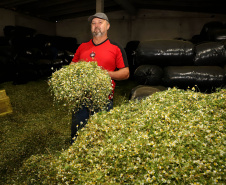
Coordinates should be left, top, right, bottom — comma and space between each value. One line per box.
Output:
56, 9, 226, 47
0, 8, 55, 36
0, 8, 15, 36
1, 7, 226, 48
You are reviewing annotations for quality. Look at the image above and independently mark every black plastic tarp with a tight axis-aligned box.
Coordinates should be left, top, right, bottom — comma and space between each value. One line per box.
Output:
194, 42, 226, 66
130, 85, 167, 100
133, 65, 163, 85
163, 66, 225, 90
135, 40, 194, 66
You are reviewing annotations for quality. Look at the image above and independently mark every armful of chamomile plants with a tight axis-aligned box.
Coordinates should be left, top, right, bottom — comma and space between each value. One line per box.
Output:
48, 61, 113, 113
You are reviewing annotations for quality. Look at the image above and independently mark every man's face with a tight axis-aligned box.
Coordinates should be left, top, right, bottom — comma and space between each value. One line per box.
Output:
91, 18, 110, 37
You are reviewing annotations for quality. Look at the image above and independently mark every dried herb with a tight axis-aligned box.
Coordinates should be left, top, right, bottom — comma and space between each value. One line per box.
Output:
48, 61, 113, 113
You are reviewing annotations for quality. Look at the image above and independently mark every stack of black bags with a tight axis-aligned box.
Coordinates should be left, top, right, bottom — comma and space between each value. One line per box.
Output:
128, 21, 226, 99
0, 26, 78, 84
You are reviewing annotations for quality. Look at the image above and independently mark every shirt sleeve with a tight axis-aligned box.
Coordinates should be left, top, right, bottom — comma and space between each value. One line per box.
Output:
116, 45, 129, 69
71, 46, 81, 63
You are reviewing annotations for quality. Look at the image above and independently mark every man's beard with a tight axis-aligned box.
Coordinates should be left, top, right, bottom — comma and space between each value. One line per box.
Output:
92, 28, 104, 37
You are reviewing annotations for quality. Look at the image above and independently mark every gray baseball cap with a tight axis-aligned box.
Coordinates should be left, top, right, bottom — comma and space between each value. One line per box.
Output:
88, 12, 109, 22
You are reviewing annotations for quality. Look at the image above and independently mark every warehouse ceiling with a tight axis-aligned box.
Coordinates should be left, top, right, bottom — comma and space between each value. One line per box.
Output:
0, 0, 225, 22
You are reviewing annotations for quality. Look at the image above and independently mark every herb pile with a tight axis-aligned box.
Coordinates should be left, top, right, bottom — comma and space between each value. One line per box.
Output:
48, 61, 113, 113
17, 88, 226, 184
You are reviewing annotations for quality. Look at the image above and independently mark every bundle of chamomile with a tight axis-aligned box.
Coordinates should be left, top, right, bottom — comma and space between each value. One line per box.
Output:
48, 61, 113, 113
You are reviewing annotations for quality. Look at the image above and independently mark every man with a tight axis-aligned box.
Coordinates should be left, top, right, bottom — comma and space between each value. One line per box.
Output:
70, 12, 129, 144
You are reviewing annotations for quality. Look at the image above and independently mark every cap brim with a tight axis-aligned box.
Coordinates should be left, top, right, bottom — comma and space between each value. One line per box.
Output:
88, 16, 109, 22
88, 15, 95, 22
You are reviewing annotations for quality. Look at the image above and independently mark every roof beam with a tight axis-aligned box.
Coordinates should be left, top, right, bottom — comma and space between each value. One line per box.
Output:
113, 0, 137, 15
96, 0, 104, 13
36, 1, 96, 16
0, 0, 37, 7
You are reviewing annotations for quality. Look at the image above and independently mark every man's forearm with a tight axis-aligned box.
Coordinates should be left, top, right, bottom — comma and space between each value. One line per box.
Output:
108, 67, 130, 80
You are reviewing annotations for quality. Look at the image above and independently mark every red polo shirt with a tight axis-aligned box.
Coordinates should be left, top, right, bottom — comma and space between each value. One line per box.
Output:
72, 38, 128, 99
